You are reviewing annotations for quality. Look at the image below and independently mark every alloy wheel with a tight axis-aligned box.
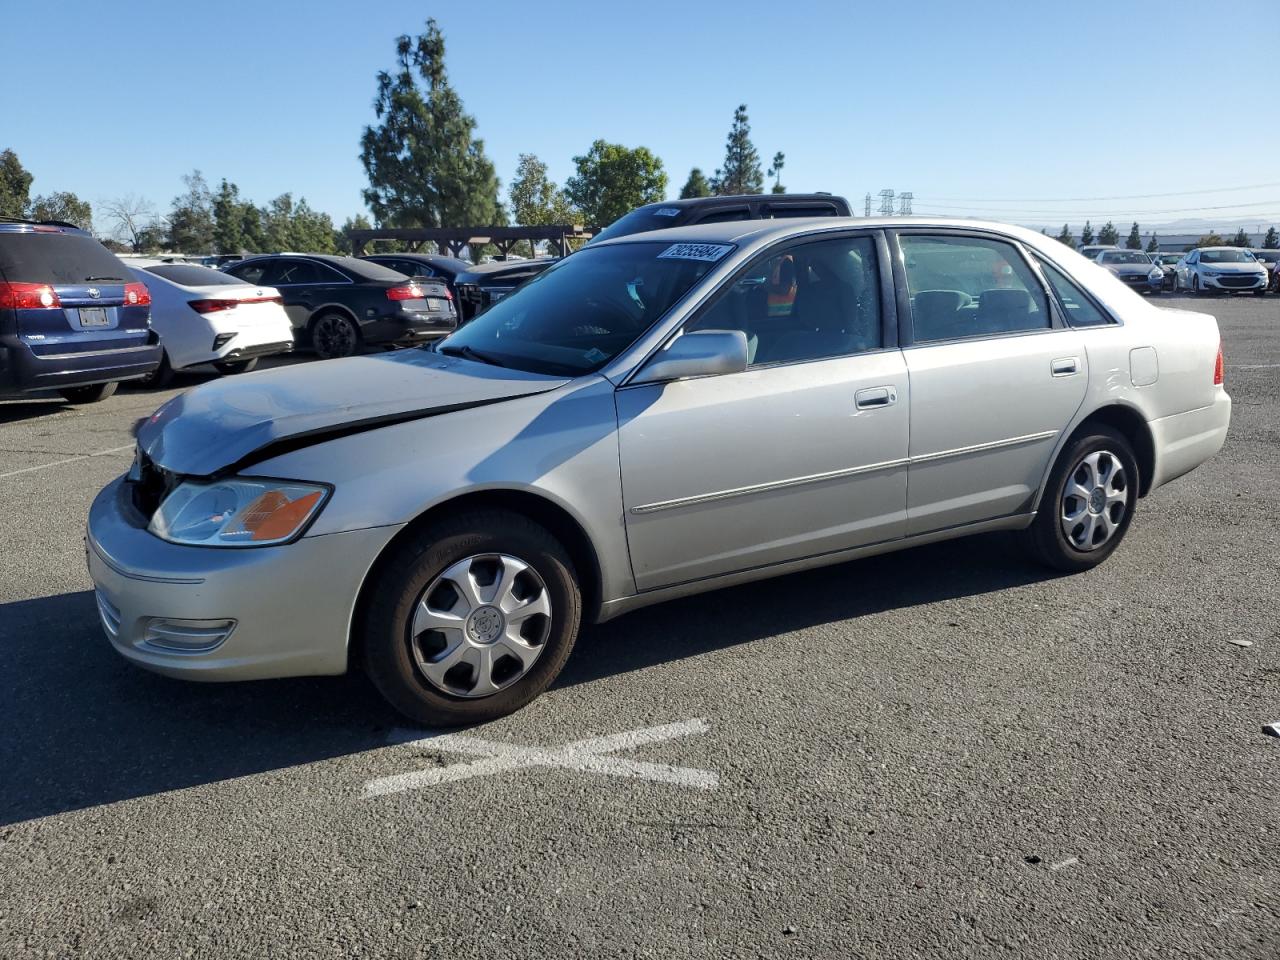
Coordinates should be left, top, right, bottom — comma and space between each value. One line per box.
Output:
409, 554, 552, 698
314, 315, 357, 358
1060, 450, 1128, 552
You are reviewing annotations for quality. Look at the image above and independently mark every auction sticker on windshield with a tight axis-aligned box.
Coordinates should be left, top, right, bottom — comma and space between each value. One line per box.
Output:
658, 243, 734, 262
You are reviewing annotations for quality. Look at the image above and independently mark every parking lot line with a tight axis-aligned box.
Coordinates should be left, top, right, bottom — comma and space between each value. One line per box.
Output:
0, 443, 133, 480
364, 719, 718, 797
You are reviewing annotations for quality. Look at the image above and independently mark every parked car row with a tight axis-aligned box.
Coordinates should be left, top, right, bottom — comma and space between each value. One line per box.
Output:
1079, 244, 1275, 297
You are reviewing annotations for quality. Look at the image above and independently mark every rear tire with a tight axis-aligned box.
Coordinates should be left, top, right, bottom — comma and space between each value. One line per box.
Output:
360, 509, 583, 727
59, 381, 118, 405
310, 312, 360, 360
213, 357, 258, 375
1022, 426, 1139, 573
138, 351, 173, 389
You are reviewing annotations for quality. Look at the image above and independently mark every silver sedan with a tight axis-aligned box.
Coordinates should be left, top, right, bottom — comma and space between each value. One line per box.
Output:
87, 218, 1231, 725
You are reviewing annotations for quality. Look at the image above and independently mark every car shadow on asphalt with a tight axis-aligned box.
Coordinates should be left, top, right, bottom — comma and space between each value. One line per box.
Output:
0, 533, 1054, 826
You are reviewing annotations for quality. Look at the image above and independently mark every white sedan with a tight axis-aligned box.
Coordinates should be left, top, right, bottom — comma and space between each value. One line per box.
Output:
1173, 247, 1269, 296
129, 262, 295, 386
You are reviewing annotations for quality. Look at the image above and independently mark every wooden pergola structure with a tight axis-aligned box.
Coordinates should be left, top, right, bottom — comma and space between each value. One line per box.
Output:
349, 224, 596, 259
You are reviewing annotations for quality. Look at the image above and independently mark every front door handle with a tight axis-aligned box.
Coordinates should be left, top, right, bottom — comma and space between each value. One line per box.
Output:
855, 386, 897, 409
1051, 357, 1080, 377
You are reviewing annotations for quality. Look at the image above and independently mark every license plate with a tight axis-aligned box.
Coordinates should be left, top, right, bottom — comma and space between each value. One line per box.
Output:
79, 307, 108, 327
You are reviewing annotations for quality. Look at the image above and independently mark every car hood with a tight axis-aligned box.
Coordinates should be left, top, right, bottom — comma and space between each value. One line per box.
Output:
136, 349, 569, 476
1106, 263, 1157, 274
1199, 262, 1264, 273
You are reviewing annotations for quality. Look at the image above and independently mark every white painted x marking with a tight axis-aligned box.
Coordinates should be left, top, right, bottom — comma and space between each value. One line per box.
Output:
362, 718, 717, 797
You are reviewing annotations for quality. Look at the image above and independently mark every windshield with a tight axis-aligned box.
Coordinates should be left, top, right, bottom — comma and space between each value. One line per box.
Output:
1253, 251, 1279, 263
1099, 251, 1151, 264
437, 240, 730, 375
0, 232, 131, 284
1200, 249, 1255, 263
591, 206, 687, 244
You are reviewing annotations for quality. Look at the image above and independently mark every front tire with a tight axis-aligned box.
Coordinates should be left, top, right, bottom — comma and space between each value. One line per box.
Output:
1023, 426, 1139, 573
361, 509, 583, 726
59, 381, 118, 404
310, 312, 360, 360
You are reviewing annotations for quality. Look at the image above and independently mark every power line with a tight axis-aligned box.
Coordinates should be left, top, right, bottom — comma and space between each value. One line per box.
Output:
920, 181, 1280, 204
911, 198, 1280, 217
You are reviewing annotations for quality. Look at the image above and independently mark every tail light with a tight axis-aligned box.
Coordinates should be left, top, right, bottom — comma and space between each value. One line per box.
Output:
1213, 342, 1224, 385
386, 283, 424, 301
124, 281, 152, 306
189, 295, 282, 314
0, 282, 60, 309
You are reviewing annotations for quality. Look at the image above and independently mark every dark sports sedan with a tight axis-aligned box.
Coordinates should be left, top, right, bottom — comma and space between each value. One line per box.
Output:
225, 255, 456, 359
359, 252, 472, 297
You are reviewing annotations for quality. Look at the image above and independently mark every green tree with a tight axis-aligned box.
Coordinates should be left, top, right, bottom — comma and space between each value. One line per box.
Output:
167, 170, 215, 253
679, 168, 712, 199
1146, 233, 1159, 253
1264, 226, 1279, 249
1125, 222, 1141, 250
28, 191, 92, 230
262, 194, 336, 253
1056, 224, 1074, 248
1098, 221, 1119, 246
1227, 228, 1251, 248
509, 153, 576, 226
0, 149, 33, 219
1080, 221, 1095, 245
563, 139, 667, 227
212, 180, 247, 254
1197, 232, 1225, 247
360, 19, 500, 229
710, 104, 763, 195
767, 151, 786, 194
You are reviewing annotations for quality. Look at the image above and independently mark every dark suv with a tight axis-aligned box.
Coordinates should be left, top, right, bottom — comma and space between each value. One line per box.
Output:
453, 193, 853, 320
0, 219, 161, 404
224, 254, 456, 359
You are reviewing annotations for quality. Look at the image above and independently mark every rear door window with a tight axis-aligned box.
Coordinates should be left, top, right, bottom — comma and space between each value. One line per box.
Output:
0, 233, 130, 284
228, 259, 272, 285
899, 234, 1050, 343
1034, 257, 1112, 327
268, 260, 323, 285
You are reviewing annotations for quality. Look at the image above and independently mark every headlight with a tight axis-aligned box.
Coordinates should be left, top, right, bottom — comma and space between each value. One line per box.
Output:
149, 477, 330, 547
1149, 268, 1162, 280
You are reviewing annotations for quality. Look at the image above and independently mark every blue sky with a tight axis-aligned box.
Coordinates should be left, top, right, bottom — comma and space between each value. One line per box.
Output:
3, 0, 1278, 233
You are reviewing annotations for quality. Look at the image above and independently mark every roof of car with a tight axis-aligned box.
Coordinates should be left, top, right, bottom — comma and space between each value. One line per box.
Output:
588, 216, 1063, 251
455, 257, 560, 278
634, 193, 845, 210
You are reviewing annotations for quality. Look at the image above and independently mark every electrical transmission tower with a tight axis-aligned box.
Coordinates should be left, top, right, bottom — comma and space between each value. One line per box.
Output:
878, 189, 895, 216
864, 193, 872, 217
898, 192, 913, 215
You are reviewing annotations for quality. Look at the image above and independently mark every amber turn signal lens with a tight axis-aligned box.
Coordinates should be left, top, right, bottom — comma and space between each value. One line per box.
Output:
238, 490, 324, 541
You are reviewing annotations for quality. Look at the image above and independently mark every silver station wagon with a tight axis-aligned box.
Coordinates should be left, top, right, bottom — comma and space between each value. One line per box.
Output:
87, 218, 1231, 725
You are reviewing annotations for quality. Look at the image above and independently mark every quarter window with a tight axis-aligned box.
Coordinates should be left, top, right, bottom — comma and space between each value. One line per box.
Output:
900, 235, 1049, 342
1034, 257, 1112, 327
688, 235, 882, 365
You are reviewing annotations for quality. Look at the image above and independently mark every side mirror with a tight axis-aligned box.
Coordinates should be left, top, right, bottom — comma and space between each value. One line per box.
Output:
632, 329, 749, 385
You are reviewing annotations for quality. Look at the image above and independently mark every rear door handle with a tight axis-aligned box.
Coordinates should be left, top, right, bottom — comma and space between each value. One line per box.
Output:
855, 386, 897, 409
1051, 357, 1079, 377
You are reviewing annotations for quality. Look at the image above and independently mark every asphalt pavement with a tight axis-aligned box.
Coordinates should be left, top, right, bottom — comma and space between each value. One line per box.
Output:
1, 296, 1277, 959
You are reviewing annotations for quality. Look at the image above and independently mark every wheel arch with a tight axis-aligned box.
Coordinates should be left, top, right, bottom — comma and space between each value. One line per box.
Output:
348, 487, 605, 669
1035, 403, 1156, 511
306, 303, 361, 330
